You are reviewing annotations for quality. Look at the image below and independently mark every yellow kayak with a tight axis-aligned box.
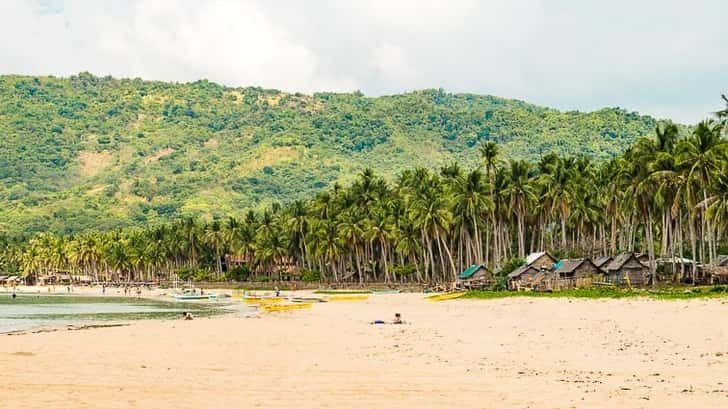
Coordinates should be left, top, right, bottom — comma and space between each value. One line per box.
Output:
327, 295, 369, 302
426, 292, 466, 302
261, 303, 313, 312
243, 297, 285, 304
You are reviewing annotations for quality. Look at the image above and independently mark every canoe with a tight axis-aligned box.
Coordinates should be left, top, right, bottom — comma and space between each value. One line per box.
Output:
260, 303, 313, 312
372, 290, 401, 295
327, 295, 369, 302
290, 297, 327, 303
426, 292, 466, 302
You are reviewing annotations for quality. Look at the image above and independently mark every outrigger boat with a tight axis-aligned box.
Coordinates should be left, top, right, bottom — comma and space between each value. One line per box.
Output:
243, 296, 285, 304
173, 293, 218, 301
371, 289, 401, 295
426, 292, 466, 302
260, 303, 313, 312
290, 296, 327, 303
326, 294, 369, 302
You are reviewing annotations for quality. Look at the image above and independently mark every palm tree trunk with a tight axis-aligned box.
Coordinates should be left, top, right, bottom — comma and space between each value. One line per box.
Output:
436, 230, 457, 281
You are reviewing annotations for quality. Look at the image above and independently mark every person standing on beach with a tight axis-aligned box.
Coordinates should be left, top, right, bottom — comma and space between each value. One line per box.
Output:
275, 286, 280, 297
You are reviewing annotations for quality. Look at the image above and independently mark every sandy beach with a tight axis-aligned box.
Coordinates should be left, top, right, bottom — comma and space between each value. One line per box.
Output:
2, 293, 728, 408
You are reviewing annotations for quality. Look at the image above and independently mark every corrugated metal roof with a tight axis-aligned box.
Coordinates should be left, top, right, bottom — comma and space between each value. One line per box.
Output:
526, 252, 546, 265
459, 264, 485, 279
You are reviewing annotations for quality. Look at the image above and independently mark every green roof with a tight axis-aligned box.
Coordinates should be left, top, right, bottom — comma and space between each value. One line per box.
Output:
459, 264, 485, 279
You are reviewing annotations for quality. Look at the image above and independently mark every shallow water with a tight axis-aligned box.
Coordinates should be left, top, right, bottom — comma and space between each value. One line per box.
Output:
0, 294, 225, 333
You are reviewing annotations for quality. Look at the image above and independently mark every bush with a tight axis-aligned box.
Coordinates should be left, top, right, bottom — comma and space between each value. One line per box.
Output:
498, 257, 526, 277
300, 269, 321, 283
177, 267, 194, 281
176, 268, 214, 282
227, 265, 251, 281
194, 270, 213, 281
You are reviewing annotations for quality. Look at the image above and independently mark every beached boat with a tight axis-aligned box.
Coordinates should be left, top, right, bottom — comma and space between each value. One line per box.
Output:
173, 293, 217, 301
326, 295, 369, 302
260, 303, 313, 312
372, 289, 401, 295
426, 292, 466, 302
243, 296, 285, 304
290, 297, 327, 303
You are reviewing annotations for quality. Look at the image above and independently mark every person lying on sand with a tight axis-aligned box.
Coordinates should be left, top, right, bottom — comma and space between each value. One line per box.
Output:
371, 313, 404, 325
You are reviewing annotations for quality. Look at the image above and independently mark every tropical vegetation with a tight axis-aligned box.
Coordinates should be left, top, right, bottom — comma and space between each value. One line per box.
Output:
1, 94, 725, 285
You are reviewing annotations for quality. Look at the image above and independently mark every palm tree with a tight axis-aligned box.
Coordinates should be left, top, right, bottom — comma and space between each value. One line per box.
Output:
314, 220, 343, 281
205, 221, 224, 278
338, 210, 365, 282
503, 160, 536, 258
286, 200, 310, 269
451, 168, 491, 266
678, 121, 727, 264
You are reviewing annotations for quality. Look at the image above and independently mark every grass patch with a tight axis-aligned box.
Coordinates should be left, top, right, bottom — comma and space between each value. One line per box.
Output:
464, 285, 728, 300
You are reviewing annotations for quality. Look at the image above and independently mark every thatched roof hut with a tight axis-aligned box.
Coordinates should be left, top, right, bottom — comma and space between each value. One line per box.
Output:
507, 265, 542, 290
553, 258, 602, 289
708, 255, 728, 283
604, 253, 649, 286
525, 252, 558, 269
506, 252, 558, 290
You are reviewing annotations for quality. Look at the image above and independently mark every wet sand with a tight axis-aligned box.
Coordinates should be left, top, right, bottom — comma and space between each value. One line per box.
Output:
2, 294, 728, 408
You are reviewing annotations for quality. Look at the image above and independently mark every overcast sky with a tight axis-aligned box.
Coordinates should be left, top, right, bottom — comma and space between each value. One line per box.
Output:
1, 0, 726, 123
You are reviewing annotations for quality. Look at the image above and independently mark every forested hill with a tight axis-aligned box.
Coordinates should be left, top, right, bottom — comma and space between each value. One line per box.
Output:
0, 73, 661, 235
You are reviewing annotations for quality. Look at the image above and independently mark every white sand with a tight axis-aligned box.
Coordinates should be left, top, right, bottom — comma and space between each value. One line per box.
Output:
2, 294, 728, 408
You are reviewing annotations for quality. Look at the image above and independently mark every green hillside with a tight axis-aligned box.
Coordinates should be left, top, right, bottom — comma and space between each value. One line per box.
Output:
0, 73, 661, 235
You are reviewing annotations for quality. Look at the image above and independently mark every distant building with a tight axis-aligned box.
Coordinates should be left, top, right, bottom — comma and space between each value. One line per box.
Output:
456, 264, 493, 289
507, 252, 558, 290
604, 253, 649, 286
708, 255, 728, 284
552, 258, 601, 289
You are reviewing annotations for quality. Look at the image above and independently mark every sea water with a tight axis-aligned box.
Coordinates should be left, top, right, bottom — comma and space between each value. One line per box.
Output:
0, 293, 223, 333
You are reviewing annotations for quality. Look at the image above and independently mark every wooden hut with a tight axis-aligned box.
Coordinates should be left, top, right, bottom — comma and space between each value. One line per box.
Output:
526, 252, 558, 270
604, 253, 650, 286
552, 258, 601, 289
507, 264, 540, 290
456, 264, 493, 290
708, 255, 728, 284
507, 252, 558, 290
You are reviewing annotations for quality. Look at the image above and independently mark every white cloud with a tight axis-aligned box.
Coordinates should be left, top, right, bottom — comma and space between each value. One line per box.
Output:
0, 0, 357, 93
0, 0, 726, 122
370, 44, 420, 85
